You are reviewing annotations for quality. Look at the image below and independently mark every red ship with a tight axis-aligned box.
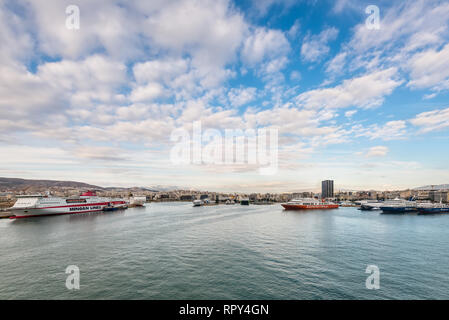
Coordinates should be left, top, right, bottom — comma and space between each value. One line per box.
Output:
281, 198, 339, 210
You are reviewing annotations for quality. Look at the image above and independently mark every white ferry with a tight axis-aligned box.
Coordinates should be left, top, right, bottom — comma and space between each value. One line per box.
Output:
8, 191, 127, 219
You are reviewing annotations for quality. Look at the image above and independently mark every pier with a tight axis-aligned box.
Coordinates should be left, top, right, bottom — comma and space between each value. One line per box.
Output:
0, 211, 12, 219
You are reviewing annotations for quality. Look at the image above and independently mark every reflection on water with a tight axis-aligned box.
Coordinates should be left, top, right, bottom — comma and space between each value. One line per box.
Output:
1, 203, 449, 299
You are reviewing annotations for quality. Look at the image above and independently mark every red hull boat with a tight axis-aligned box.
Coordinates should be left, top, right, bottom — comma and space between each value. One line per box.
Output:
281, 198, 339, 210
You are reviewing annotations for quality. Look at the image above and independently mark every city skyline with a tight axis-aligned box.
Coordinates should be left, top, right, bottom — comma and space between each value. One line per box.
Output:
1, 176, 447, 195
1, 0, 449, 192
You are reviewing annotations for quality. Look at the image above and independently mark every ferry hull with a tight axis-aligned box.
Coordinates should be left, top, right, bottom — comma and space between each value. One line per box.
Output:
360, 204, 381, 211
281, 204, 339, 210
380, 207, 417, 214
10, 204, 107, 219
418, 208, 449, 215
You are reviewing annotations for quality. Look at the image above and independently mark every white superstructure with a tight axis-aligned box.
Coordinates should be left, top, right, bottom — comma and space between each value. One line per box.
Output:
193, 199, 203, 207
129, 196, 146, 207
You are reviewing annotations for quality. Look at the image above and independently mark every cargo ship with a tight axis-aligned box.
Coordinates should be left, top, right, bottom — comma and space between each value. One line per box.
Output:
281, 198, 339, 210
8, 191, 127, 219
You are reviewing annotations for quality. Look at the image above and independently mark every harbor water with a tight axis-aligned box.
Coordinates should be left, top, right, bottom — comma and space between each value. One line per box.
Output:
1, 202, 449, 299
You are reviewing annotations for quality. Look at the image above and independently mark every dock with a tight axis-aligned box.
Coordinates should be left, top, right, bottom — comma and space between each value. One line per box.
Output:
0, 211, 13, 219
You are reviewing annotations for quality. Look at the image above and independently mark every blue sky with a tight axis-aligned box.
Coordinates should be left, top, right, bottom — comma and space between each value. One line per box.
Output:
1, 0, 449, 192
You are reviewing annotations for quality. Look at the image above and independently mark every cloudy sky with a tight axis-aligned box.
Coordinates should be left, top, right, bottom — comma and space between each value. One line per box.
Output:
1, 0, 449, 192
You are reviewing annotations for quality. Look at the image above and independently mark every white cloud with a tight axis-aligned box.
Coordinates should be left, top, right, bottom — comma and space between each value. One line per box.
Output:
407, 43, 449, 92
345, 110, 357, 118
19, 0, 248, 79
357, 120, 407, 141
410, 107, 449, 132
0, 65, 62, 120
0, 1, 34, 65
327, 0, 449, 98
348, 0, 449, 56
332, 0, 359, 13
244, 104, 343, 140
289, 71, 301, 81
23, 0, 145, 60
130, 83, 165, 102
241, 27, 290, 66
37, 55, 128, 100
228, 87, 257, 107
75, 146, 128, 162
287, 19, 300, 38
133, 58, 189, 85
301, 27, 339, 63
249, 0, 297, 17
0, 145, 76, 165
366, 146, 389, 157
326, 52, 346, 75
296, 68, 402, 109
144, 0, 247, 69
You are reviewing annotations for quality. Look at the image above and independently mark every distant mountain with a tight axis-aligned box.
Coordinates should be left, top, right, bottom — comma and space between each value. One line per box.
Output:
0, 177, 102, 190
146, 185, 186, 192
0, 178, 205, 193
103, 186, 160, 192
414, 184, 449, 191
0, 177, 178, 193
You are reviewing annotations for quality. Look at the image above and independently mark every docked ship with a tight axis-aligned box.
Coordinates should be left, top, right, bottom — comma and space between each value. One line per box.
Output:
192, 199, 204, 207
8, 191, 127, 219
359, 200, 382, 211
128, 196, 146, 207
379, 198, 417, 214
103, 201, 129, 211
418, 203, 449, 215
281, 198, 339, 210
339, 201, 357, 207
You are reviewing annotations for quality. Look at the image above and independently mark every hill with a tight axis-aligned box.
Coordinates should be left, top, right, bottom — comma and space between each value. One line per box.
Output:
0, 177, 102, 190
0, 177, 162, 193
414, 184, 449, 191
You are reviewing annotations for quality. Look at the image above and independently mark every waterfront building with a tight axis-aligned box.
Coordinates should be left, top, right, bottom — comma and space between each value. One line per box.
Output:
249, 193, 259, 202
417, 191, 430, 200
429, 190, 449, 203
200, 194, 210, 200
321, 180, 334, 199
292, 193, 301, 199
400, 190, 413, 199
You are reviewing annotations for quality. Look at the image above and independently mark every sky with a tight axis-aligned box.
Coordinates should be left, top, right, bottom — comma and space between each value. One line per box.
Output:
1, 0, 449, 193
